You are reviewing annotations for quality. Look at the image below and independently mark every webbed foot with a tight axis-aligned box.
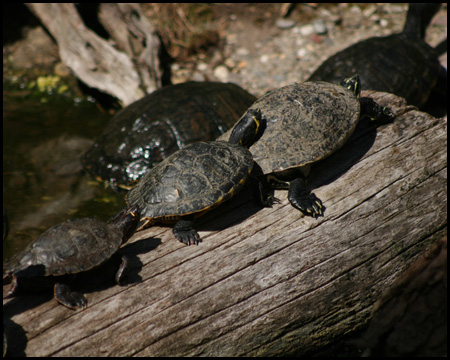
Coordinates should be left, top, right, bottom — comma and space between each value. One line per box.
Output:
288, 177, 325, 218
173, 218, 201, 245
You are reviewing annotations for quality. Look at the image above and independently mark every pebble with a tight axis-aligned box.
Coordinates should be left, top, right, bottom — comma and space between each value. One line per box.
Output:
259, 54, 270, 63
236, 47, 250, 56
197, 62, 208, 71
379, 18, 388, 27
224, 58, 235, 68
298, 24, 314, 36
213, 65, 229, 82
184, 4, 444, 99
276, 18, 295, 30
296, 48, 307, 59
313, 18, 327, 35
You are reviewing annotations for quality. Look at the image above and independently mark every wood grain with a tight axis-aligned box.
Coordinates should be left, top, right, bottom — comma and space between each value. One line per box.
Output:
4, 92, 446, 356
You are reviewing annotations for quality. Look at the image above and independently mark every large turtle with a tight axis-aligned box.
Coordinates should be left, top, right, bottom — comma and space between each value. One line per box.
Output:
126, 112, 272, 246
308, 4, 447, 114
3, 205, 139, 309
81, 81, 256, 191
220, 75, 393, 218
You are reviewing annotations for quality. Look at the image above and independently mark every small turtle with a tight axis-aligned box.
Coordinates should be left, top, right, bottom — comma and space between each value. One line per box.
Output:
221, 75, 393, 218
3, 205, 139, 309
126, 112, 272, 246
81, 81, 256, 191
308, 4, 447, 114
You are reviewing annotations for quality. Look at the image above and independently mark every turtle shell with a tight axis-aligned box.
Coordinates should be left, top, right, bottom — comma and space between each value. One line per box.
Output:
126, 141, 253, 228
307, 34, 444, 109
81, 81, 256, 190
221, 81, 360, 175
308, 4, 445, 110
5, 219, 123, 277
4, 206, 139, 278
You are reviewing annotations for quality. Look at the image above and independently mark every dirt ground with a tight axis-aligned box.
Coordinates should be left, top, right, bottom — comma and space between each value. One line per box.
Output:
3, 3, 447, 101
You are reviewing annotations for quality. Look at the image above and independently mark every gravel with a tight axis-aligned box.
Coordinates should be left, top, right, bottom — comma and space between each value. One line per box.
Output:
172, 3, 447, 98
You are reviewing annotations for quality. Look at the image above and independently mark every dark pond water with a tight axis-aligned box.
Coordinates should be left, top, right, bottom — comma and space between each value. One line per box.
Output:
3, 90, 126, 261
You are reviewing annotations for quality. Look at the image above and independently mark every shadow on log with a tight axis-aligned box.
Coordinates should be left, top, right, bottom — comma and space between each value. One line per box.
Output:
3, 92, 447, 356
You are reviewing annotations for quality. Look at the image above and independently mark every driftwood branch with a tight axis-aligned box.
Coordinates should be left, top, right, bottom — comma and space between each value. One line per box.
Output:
3, 92, 447, 356
26, 3, 163, 106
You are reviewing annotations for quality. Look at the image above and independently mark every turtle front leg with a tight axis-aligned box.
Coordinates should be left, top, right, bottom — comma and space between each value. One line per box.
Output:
248, 163, 278, 207
54, 283, 87, 310
256, 176, 279, 207
173, 216, 201, 246
288, 177, 325, 219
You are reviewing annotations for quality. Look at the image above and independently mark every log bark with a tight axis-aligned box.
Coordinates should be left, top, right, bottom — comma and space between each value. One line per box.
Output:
3, 92, 447, 356
25, 3, 163, 106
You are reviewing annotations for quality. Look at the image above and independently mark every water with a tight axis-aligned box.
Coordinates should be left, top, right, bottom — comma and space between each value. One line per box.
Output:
3, 90, 126, 260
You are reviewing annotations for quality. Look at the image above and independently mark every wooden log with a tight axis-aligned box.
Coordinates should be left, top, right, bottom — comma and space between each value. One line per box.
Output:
3, 92, 447, 356
98, 3, 162, 92
25, 3, 162, 106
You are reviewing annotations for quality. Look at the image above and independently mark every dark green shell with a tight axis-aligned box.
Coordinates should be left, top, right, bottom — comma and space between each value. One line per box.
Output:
4, 207, 139, 277
308, 4, 445, 109
126, 141, 253, 227
220, 81, 360, 175
5, 219, 122, 276
81, 82, 256, 189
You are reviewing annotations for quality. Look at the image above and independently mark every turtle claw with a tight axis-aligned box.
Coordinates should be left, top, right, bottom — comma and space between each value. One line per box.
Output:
272, 197, 282, 205
173, 229, 201, 246
261, 194, 280, 207
173, 218, 201, 245
301, 201, 325, 219
290, 192, 325, 219
310, 199, 325, 218
288, 178, 325, 218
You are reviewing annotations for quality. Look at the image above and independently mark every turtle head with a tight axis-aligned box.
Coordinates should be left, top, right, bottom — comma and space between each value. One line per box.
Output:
108, 205, 140, 244
341, 74, 361, 99
228, 108, 266, 148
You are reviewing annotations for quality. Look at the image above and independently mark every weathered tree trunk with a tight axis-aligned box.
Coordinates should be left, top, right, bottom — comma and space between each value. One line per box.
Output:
3, 92, 447, 356
25, 3, 163, 106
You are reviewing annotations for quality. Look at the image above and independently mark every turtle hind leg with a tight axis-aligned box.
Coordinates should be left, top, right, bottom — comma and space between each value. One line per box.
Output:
173, 217, 201, 246
54, 283, 87, 310
288, 177, 325, 219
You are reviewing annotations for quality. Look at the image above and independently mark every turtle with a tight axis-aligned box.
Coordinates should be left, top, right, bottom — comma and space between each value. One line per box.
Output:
126, 112, 272, 246
3, 205, 140, 309
220, 74, 393, 218
81, 81, 256, 191
308, 4, 447, 115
